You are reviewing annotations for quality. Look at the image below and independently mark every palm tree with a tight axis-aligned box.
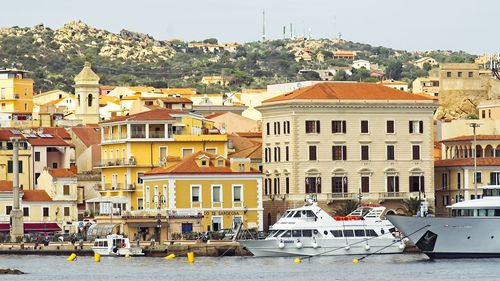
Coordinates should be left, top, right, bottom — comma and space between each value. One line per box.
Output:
399, 197, 433, 216
335, 200, 360, 216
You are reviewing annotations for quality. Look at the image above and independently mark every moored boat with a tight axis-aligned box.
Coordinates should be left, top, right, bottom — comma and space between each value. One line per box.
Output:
92, 234, 143, 256
239, 198, 405, 257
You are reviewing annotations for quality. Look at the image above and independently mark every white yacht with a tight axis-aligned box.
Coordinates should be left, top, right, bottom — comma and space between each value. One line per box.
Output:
388, 186, 500, 259
92, 234, 143, 256
239, 200, 405, 257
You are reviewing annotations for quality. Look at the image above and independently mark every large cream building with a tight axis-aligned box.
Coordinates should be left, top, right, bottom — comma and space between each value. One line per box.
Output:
257, 82, 439, 229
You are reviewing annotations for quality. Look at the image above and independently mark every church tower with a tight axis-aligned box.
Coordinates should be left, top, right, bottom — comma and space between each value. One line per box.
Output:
74, 62, 100, 125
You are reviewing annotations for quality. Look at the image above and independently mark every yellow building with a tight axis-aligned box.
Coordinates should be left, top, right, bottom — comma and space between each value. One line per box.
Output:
0, 130, 32, 190
0, 68, 34, 127
98, 108, 228, 212
141, 151, 263, 234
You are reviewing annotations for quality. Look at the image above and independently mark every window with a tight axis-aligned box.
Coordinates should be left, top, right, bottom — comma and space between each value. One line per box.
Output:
137, 198, 144, 210
35, 152, 40, 162
274, 178, 280, 194
387, 176, 399, 192
205, 148, 216, 155
305, 120, 320, 134
457, 173, 461, 189
233, 185, 242, 202
361, 176, 370, 193
5, 206, 12, 216
447, 71, 451, 77
305, 177, 321, 193
264, 148, 270, 163
412, 145, 421, 160
387, 145, 395, 160
201, 160, 208, 166
332, 176, 348, 193
343, 230, 354, 237
309, 145, 317, 160
212, 186, 221, 203
332, 145, 347, 160
52, 162, 58, 169
386, 120, 395, 134
276, 122, 280, 135
63, 185, 70, 195
360, 120, 369, 133
217, 160, 224, 167
285, 177, 290, 194
137, 172, 144, 184
87, 94, 93, 107
409, 175, 424, 192
409, 120, 424, 134
361, 145, 369, 161
23, 207, 29, 217
64, 207, 70, 217
482, 110, 486, 119
330, 230, 343, 237
7, 160, 23, 173
266, 123, 270, 135
443, 195, 449, 206
284, 121, 291, 134
212, 217, 222, 232
468, 72, 473, 78
285, 146, 289, 161
191, 186, 200, 203
474, 172, 482, 184
332, 120, 346, 134
274, 147, 280, 162
35, 173, 41, 185
43, 207, 49, 217
442, 173, 448, 189
238, 164, 245, 172
457, 72, 462, 78
182, 148, 194, 158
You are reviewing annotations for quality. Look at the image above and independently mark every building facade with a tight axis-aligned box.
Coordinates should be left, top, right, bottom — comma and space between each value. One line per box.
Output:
0, 68, 34, 127
257, 82, 438, 229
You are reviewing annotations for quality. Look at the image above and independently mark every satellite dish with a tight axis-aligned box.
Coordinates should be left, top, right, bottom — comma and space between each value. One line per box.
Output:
220, 128, 226, 134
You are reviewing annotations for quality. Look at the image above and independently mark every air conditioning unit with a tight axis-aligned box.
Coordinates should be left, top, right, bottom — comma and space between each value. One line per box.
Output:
128, 184, 135, 190
128, 156, 135, 165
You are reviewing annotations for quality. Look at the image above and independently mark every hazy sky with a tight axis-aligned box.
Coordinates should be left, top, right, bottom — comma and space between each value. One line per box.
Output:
0, 0, 494, 54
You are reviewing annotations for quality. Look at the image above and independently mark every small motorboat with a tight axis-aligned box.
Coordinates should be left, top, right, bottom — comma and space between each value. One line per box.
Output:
92, 234, 143, 256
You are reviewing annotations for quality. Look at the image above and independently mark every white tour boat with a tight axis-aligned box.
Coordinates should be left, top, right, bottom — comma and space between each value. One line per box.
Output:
388, 186, 500, 259
92, 234, 143, 256
239, 199, 405, 257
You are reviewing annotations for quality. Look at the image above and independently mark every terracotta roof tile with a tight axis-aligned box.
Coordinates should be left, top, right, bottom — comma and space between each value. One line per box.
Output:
0, 180, 13, 192
26, 135, 69, 146
40, 127, 71, 140
205, 112, 226, 119
435, 157, 500, 167
235, 132, 262, 138
229, 143, 262, 159
72, 127, 101, 147
22, 190, 52, 202
441, 135, 500, 143
264, 82, 435, 103
48, 168, 76, 178
100, 108, 181, 124
228, 134, 260, 151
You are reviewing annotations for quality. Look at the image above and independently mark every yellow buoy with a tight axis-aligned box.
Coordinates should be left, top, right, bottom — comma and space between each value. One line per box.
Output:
352, 258, 359, 263
67, 253, 77, 261
294, 258, 302, 263
165, 254, 176, 260
125, 253, 130, 258
94, 253, 101, 263
187, 252, 195, 263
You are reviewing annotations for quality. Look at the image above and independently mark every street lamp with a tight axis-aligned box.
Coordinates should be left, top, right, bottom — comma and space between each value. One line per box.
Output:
469, 122, 481, 199
153, 194, 166, 244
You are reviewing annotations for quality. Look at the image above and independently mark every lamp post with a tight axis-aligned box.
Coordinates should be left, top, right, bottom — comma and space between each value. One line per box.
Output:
469, 122, 481, 199
154, 194, 166, 244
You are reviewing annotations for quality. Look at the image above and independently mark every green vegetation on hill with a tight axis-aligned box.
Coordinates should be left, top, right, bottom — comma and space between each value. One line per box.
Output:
0, 22, 476, 93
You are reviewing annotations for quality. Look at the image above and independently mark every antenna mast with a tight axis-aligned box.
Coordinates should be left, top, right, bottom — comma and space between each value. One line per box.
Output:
262, 9, 266, 41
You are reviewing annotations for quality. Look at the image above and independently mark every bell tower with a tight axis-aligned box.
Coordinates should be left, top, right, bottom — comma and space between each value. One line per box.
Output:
74, 62, 100, 125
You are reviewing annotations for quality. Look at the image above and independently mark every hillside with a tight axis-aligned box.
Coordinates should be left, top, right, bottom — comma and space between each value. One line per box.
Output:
0, 21, 476, 93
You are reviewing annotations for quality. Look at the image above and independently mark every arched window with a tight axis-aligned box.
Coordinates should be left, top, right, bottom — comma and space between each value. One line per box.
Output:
88, 94, 93, 107
77, 95, 80, 106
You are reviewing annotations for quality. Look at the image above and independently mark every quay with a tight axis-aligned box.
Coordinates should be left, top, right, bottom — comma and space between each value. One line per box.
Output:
0, 241, 251, 257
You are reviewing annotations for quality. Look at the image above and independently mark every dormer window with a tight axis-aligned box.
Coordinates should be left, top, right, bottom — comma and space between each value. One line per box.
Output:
239, 163, 245, 172
217, 160, 224, 167
201, 160, 208, 167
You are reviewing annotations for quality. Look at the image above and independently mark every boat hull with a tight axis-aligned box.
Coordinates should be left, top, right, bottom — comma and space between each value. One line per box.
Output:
239, 237, 404, 257
387, 215, 500, 259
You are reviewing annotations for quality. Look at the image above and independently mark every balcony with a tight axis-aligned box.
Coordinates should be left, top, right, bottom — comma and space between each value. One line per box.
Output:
379, 192, 409, 199
97, 157, 136, 168
102, 183, 136, 191
327, 193, 357, 200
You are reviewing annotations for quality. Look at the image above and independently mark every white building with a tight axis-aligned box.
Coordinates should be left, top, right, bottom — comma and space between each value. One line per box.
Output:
352, 59, 371, 70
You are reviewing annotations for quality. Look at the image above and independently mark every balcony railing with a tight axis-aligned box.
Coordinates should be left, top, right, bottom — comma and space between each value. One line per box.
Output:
149, 131, 166, 138
379, 192, 409, 199
102, 183, 136, 191
97, 157, 136, 167
327, 193, 357, 200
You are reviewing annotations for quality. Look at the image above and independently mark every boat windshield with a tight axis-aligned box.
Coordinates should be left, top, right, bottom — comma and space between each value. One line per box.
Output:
452, 208, 500, 217
483, 189, 500, 197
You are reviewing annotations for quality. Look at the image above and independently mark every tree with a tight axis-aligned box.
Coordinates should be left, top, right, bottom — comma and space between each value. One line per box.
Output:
422, 62, 432, 72
399, 197, 421, 216
335, 200, 360, 216
203, 38, 218, 44
333, 70, 349, 81
301, 71, 321, 81
385, 61, 403, 80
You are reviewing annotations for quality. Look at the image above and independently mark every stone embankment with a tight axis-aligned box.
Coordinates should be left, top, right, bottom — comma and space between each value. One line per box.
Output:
0, 241, 251, 257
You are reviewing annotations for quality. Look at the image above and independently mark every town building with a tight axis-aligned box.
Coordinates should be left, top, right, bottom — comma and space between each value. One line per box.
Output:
97, 108, 228, 212
332, 51, 356, 60
0, 68, 34, 127
352, 59, 371, 70
414, 57, 438, 69
206, 112, 260, 134
74, 62, 100, 125
378, 79, 409, 92
257, 82, 438, 229
412, 77, 440, 97
201, 76, 231, 87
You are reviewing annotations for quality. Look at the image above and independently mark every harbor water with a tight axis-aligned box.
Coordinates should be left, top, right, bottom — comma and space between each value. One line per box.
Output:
1, 254, 500, 280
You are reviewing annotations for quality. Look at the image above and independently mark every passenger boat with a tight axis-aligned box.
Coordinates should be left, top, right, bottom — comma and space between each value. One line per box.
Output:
239, 199, 405, 257
92, 234, 143, 256
387, 185, 500, 259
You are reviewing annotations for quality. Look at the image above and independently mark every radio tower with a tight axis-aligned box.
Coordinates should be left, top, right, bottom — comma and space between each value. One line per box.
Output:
262, 9, 266, 41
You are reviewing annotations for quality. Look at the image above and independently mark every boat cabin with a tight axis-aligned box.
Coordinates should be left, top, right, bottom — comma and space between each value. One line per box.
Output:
449, 186, 500, 217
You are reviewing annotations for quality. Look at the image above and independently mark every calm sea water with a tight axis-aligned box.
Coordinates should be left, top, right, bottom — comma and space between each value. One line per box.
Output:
0, 254, 498, 281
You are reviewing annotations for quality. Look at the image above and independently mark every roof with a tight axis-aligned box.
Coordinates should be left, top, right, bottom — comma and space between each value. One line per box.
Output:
74, 62, 100, 83
229, 143, 262, 159
441, 135, 500, 143
435, 157, 500, 167
72, 127, 101, 147
140, 97, 193, 103
263, 82, 436, 103
99, 95, 120, 105
48, 168, 76, 178
228, 134, 260, 151
0, 130, 22, 141
145, 151, 259, 176
22, 190, 52, 202
205, 112, 226, 119
234, 132, 262, 138
100, 108, 181, 124
40, 127, 71, 140
0, 180, 13, 192
26, 135, 69, 146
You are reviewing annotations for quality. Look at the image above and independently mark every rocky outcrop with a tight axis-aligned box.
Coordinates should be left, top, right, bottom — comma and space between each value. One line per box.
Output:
0, 268, 24, 275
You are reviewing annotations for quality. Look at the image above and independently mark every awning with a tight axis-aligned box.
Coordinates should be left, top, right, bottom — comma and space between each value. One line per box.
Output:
0, 223, 61, 232
125, 222, 156, 228
87, 223, 119, 238
86, 196, 129, 204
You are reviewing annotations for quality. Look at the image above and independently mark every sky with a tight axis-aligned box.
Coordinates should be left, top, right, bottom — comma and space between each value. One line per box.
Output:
0, 0, 495, 54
